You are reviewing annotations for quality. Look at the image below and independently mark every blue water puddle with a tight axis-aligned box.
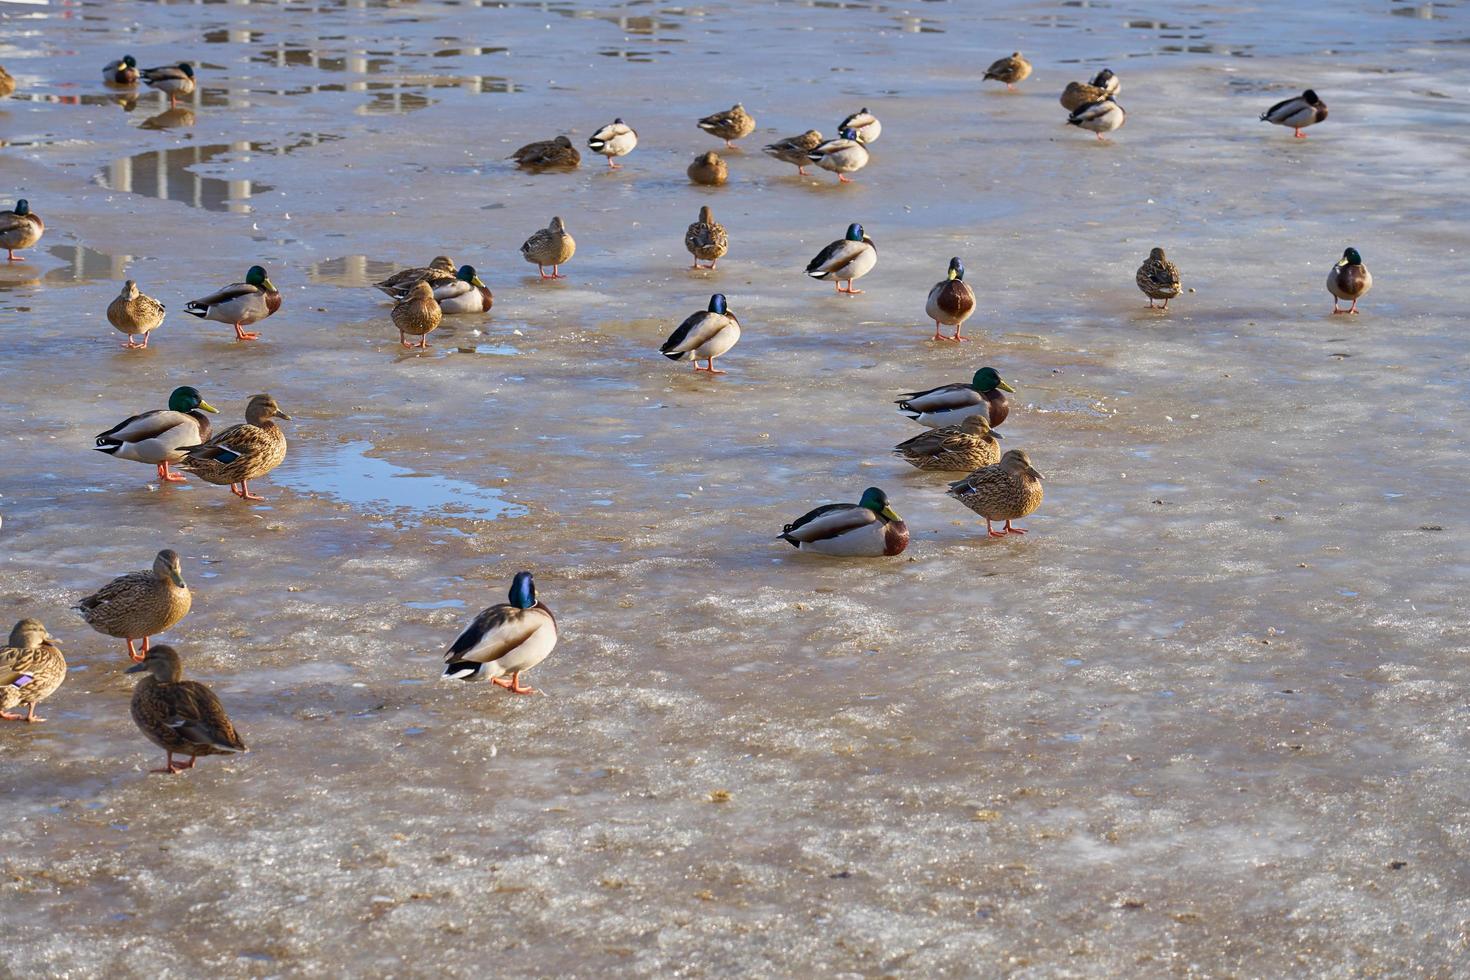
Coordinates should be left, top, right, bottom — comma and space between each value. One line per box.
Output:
404, 599, 467, 610
278, 440, 527, 522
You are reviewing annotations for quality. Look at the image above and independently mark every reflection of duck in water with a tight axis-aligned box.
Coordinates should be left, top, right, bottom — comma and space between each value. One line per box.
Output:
141, 106, 195, 130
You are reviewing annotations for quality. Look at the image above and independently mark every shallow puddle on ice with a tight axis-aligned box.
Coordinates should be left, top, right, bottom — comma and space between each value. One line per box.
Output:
92, 134, 339, 212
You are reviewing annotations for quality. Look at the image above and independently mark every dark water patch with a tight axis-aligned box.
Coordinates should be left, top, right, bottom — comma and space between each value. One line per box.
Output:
93, 134, 341, 212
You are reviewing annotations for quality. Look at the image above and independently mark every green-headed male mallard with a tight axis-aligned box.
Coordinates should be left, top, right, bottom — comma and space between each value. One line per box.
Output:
443, 571, 558, 695
520, 216, 575, 280
392, 280, 443, 348
141, 63, 194, 108
75, 549, 191, 662
808, 128, 869, 183
1060, 68, 1119, 112
178, 394, 291, 502
763, 130, 823, 175
184, 265, 281, 341
510, 135, 580, 170
374, 255, 456, 299
779, 487, 908, 557
1328, 247, 1372, 314
103, 55, 139, 86
1136, 247, 1181, 309
660, 294, 741, 374
806, 223, 876, 294
926, 257, 977, 342
1261, 90, 1327, 139
897, 366, 1015, 429
126, 645, 246, 774
588, 118, 638, 168
947, 449, 1045, 537
685, 205, 729, 270
1068, 97, 1126, 140
433, 264, 493, 314
1, 199, 44, 261
95, 385, 219, 484
984, 52, 1032, 91
106, 279, 167, 348
688, 151, 728, 186
893, 414, 1002, 472
1, 619, 66, 723
839, 107, 881, 144
697, 103, 755, 148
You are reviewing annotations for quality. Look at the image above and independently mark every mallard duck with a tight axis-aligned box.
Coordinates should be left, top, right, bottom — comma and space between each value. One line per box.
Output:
443, 572, 558, 695
178, 394, 291, 501
763, 130, 823, 175
685, 205, 729, 270
392, 280, 443, 348
807, 128, 869, 183
0, 65, 16, 98
587, 118, 637, 168
184, 265, 281, 341
1068, 96, 1126, 140
1328, 247, 1372, 314
839, 107, 881, 144
1, 199, 44, 261
95, 385, 219, 484
1, 619, 65, 724
126, 645, 246, 774
1060, 68, 1120, 111
1136, 247, 1181, 309
660, 294, 741, 374
806, 223, 877, 294
510, 135, 580, 169
433, 264, 492, 314
947, 449, 1045, 537
75, 549, 191, 662
893, 415, 1002, 472
103, 55, 139, 86
141, 63, 194, 108
697, 103, 755, 148
926, 257, 977, 342
374, 255, 456, 299
688, 151, 728, 186
520, 216, 575, 279
779, 487, 908, 557
897, 366, 1016, 429
1261, 89, 1327, 139
106, 279, 167, 348
984, 52, 1032, 91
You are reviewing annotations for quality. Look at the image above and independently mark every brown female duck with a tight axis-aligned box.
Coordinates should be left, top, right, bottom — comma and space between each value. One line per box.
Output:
127, 645, 247, 774
1, 619, 66, 723
75, 549, 191, 661
178, 394, 291, 501
947, 449, 1045, 537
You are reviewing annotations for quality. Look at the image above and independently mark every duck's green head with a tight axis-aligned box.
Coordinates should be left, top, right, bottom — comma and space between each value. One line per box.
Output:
1340, 247, 1363, 266
844, 223, 865, 242
971, 367, 1016, 394
858, 487, 902, 524
123, 55, 137, 69
508, 571, 536, 610
12, 199, 29, 217
245, 265, 276, 292
707, 293, 728, 315
947, 257, 965, 281
457, 264, 486, 288
167, 385, 218, 415
177, 63, 195, 78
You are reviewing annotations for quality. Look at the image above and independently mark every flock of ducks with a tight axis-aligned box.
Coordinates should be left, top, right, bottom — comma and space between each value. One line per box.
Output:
0, 50, 1376, 773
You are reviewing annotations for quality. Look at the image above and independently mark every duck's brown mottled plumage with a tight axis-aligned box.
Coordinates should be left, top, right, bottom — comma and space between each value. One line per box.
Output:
762, 130, 823, 174
127, 645, 247, 774
179, 394, 291, 501
75, 549, 191, 661
685, 206, 729, 270
520, 216, 575, 277
892, 415, 1002, 471
688, 151, 728, 186
697, 103, 755, 147
510, 135, 580, 169
947, 449, 1045, 537
392, 280, 442, 347
984, 52, 1032, 89
107, 280, 167, 347
0, 65, 15, 98
1, 620, 66, 723
374, 256, 456, 299
1136, 247, 1181, 308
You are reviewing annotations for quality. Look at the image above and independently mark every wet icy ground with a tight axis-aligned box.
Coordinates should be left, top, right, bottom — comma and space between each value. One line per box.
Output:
3, 0, 1470, 975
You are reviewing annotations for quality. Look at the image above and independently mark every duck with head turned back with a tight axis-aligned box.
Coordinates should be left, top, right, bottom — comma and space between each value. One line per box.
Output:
984, 52, 1032, 91
1136, 247, 1181, 309
1060, 68, 1119, 111
443, 572, 558, 695
697, 103, 755, 148
75, 549, 191, 662
839, 107, 881, 144
779, 487, 908, 558
763, 130, 823, 175
893, 414, 1002, 472
1, 199, 44, 261
685, 205, 729, 270
1068, 96, 1126, 140
103, 55, 139, 85
520, 216, 575, 280
1328, 247, 1372, 314
1, 620, 66, 723
94, 385, 219, 484
587, 118, 638, 168
510, 135, 580, 170
1261, 89, 1327, 138
947, 449, 1045, 537
807, 128, 869, 183
806, 223, 877, 294
897, 366, 1016, 429
178, 394, 291, 501
688, 151, 728, 186
926, 257, 976, 342
184, 265, 281, 341
126, 645, 246, 774
374, 255, 456, 300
